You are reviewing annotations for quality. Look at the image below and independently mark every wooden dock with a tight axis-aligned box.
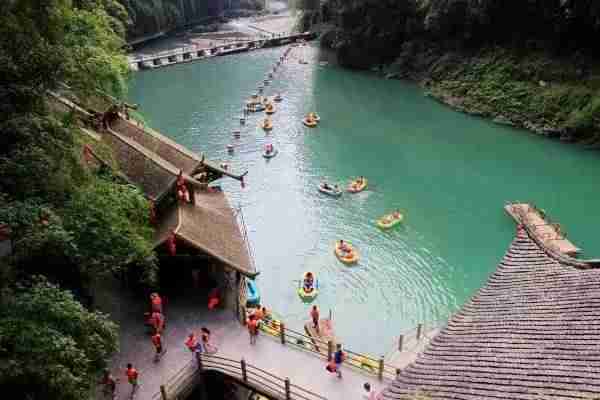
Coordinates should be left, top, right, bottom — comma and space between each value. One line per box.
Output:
504, 203, 581, 256
304, 319, 336, 356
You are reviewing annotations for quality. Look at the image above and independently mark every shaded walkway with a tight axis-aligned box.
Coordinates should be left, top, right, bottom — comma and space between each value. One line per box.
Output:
96, 278, 386, 400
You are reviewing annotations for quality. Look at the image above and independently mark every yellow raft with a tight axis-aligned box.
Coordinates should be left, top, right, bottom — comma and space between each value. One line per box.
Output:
377, 212, 404, 229
347, 178, 368, 193
334, 241, 359, 265
261, 119, 273, 131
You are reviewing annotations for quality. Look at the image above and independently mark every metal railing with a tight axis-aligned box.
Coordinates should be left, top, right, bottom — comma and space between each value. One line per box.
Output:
155, 353, 327, 400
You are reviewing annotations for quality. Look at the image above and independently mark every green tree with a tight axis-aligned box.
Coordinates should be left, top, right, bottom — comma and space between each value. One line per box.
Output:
0, 277, 118, 400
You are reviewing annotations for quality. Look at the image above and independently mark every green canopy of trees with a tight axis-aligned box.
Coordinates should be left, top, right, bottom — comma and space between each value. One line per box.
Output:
0, 1, 157, 396
0, 278, 118, 400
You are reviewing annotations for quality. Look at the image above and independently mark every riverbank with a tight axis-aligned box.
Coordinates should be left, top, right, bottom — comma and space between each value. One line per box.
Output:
380, 44, 600, 143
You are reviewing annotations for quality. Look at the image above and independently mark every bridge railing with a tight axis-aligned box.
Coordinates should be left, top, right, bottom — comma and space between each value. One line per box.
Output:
255, 317, 400, 380
155, 353, 327, 400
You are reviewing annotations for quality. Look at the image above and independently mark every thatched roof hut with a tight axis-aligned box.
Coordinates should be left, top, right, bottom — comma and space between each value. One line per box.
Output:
382, 229, 600, 400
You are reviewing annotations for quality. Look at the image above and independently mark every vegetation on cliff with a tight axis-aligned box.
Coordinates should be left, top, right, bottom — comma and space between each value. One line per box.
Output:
1, 1, 155, 397
322, 0, 600, 141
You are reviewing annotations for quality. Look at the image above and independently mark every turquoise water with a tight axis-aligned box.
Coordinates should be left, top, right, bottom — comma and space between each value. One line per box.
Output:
129, 45, 600, 356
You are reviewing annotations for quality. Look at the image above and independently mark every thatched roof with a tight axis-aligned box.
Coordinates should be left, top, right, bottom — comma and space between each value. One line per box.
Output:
112, 117, 246, 180
154, 192, 256, 277
382, 229, 600, 400
103, 127, 193, 201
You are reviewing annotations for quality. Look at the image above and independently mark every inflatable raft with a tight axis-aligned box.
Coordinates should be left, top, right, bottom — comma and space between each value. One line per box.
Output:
376, 212, 404, 229
261, 119, 273, 131
274, 95, 283, 102
318, 183, 342, 198
263, 149, 278, 159
347, 178, 368, 193
303, 118, 318, 127
297, 272, 319, 302
334, 241, 359, 265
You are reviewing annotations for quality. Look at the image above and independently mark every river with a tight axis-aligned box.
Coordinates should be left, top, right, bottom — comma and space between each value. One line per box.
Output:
128, 44, 600, 356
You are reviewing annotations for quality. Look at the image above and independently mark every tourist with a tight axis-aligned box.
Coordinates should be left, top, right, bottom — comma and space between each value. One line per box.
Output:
125, 363, 139, 397
339, 240, 350, 253
363, 383, 378, 400
99, 369, 118, 399
151, 311, 165, 334
201, 327, 218, 354
310, 305, 320, 333
321, 182, 331, 190
247, 314, 259, 345
151, 331, 163, 362
185, 332, 203, 357
304, 273, 314, 292
334, 344, 345, 379
150, 292, 162, 313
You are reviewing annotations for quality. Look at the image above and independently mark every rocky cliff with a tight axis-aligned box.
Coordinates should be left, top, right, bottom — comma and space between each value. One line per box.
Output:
322, 0, 600, 142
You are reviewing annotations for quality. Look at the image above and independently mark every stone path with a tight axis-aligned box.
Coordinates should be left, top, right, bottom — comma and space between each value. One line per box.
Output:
95, 279, 388, 400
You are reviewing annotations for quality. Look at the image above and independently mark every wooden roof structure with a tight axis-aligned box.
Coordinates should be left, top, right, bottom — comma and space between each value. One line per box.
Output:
154, 195, 256, 277
111, 117, 247, 181
382, 229, 600, 400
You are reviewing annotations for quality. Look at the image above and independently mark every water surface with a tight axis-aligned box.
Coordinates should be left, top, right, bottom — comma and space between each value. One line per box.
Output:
129, 45, 600, 355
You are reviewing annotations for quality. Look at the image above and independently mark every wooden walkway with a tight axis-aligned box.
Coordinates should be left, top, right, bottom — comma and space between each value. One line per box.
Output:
504, 202, 581, 256
98, 281, 388, 400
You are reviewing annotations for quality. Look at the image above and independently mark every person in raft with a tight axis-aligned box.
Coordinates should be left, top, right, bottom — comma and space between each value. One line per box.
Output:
339, 240, 351, 254
265, 143, 273, 154
392, 210, 402, 219
306, 113, 315, 123
304, 272, 314, 292
321, 181, 332, 190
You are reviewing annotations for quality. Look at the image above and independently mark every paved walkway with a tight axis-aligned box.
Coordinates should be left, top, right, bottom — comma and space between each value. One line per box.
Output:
94, 278, 387, 400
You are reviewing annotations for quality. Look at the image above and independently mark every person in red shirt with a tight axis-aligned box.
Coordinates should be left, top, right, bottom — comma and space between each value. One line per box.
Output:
125, 363, 139, 397
151, 311, 165, 334
150, 293, 163, 314
152, 332, 163, 362
247, 314, 258, 345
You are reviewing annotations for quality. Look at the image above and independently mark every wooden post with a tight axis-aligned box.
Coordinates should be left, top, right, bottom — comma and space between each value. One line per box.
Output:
378, 356, 384, 381
398, 334, 404, 352
240, 305, 247, 325
160, 385, 168, 400
396, 368, 401, 377
327, 340, 333, 361
416, 323, 423, 341
280, 322, 286, 345
189, 184, 196, 205
328, 309, 332, 321
241, 358, 247, 382
285, 378, 291, 400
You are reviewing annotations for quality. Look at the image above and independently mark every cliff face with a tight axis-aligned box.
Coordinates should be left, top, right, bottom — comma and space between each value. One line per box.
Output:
322, 0, 600, 142
120, 0, 267, 39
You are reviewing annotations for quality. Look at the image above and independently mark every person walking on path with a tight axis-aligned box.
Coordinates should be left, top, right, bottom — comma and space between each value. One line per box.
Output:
125, 363, 139, 399
151, 311, 165, 334
310, 305, 320, 334
151, 332, 164, 362
247, 314, 259, 345
333, 344, 345, 379
363, 383, 378, 400
150, 293, 163, 314
99, 369, 118, 399
185, 332, 203, 358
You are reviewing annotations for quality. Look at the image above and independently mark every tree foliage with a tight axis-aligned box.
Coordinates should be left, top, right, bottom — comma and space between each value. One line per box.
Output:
0, 278, 118, 400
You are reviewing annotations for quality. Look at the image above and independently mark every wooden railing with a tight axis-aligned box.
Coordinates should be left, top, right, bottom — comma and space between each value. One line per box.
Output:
155, 353, 328, 400
254, 317, 399, 380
